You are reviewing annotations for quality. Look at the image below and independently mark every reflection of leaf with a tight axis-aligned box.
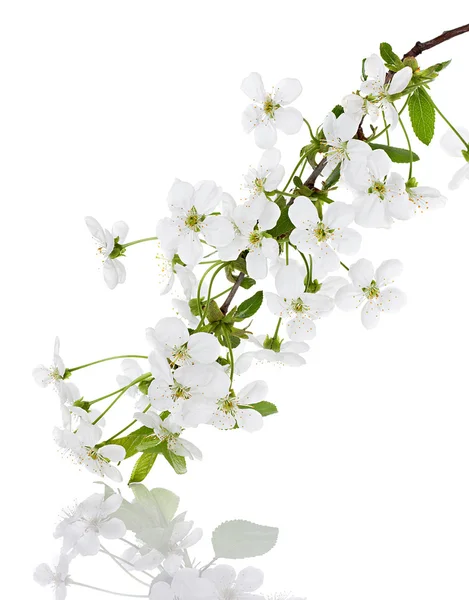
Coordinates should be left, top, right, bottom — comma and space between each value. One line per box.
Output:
212, 520, 279, 559
114, 484, 180, 545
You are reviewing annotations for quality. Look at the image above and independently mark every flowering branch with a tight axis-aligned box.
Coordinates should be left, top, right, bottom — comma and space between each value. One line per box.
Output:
33, 24, 469, 489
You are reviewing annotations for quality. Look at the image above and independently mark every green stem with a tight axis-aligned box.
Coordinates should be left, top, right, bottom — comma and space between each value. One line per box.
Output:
122, 237, 158, 248
68, 355, 148, 373
382, 111, 390, 145
398, 115, 413, 179
340, 261, 350, 271
368, 98, 409, 142
303, 118, 314, 138
282, 156, 307, 192
102, 402, 152, 444
285, 241, 289, 265
222, 325, 235, 382
88, 385, 131, 406
196, 261, 223, 321
273, 317, 282, 339
211, 286, 233, 301
93, 373, 151, 425
429, 99, 469, 149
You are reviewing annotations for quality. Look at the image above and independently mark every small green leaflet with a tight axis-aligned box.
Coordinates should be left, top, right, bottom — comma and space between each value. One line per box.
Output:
235, 291, 263, 321
267, 206, 294, 238
379, 42, 404, 72
331, 104, 344, 118
242, 401, 278, 417
408, 88, 435, 145
368, 143, 420, 163
129, 451, 159, 483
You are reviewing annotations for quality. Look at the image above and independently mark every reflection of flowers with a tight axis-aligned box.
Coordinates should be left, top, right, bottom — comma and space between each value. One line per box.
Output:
34, 484, 291, 599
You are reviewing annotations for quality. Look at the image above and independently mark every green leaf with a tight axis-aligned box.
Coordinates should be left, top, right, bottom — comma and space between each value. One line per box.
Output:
368, 143, 420, 163
323, 164, 341, 189
129, 451, 159, 484
331, 104, 344, 118
240, 276, 256, 290
408, 87, 435, 145
379, 42, 404, 71
235, 291, 263, 321
161, 447, 187, 475
136, 436, 164, 452
267, 206, 294, 238
111, 426, 154, 459
244, 401, 278, 417
212, 520, 279, 559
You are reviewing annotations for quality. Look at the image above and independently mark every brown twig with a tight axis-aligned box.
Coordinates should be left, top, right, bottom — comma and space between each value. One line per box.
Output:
220, 272, 245, 314
403, 23, 469, 59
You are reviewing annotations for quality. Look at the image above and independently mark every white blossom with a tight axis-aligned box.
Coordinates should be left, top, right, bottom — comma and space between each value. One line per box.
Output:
33, 337, 80, 405
116, 359, 148, 411
342, 92, 380, 123
34, 556, 71, 600
150, 568, 217, 600
243, 148, 285, 217
335, 258, 406, 329
146, 317, 220, 366
156, 180, 234, 266
148, 351, 231, 427
235, 335, 309, 374
266, 264, 334, 341
407, 186, 446, 214
85, 216, 128, 289
55, 493, 126, 556
203, 565, 264, 600
440, 127, 469, 189
346, 149, 412, 228
210, 381, 267, 432
218, 201, 280, 279
134, 410, 202, 460
360, 55, 412, 129
54, 427, 125, 482
322, 112, 371, 177
241, 72, 303, 148
289, 196, 361, 277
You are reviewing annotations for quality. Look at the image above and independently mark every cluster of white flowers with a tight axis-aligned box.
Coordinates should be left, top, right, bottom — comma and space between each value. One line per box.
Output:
35, 484, 297, 600
33, 27, 469, 600
34, 43, 469, 490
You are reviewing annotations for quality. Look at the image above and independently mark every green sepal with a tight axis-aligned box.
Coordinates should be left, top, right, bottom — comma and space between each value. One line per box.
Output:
138, 379, 152, 395
109, 239, 126, 260
263, 335, 282, 352
72, 398, 89, 411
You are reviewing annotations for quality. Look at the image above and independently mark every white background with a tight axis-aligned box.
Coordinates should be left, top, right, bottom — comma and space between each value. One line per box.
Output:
1, 1, 469, 599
